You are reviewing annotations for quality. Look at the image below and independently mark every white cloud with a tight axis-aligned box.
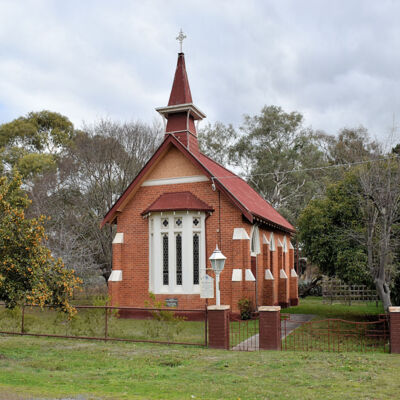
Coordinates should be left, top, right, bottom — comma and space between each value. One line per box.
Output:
0, 0, 399, 143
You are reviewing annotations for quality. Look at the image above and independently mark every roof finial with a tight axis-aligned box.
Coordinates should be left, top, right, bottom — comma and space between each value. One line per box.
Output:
176, 29, 186, 53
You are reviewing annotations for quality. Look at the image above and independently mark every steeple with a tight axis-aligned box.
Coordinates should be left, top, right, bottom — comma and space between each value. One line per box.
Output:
167, 53, 193, 106
156, 32, 206, 152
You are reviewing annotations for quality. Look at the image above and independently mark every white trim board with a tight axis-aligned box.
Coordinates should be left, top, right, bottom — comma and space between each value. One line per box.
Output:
141, 175, 209, 187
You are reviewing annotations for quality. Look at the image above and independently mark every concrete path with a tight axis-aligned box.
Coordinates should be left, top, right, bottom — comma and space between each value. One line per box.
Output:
281, 313, 315, 339
232, 314, 315, 351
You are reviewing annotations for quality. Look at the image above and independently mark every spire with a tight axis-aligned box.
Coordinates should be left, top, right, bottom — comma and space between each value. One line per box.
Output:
155, 31, 206, 152
168, 53, 193, 106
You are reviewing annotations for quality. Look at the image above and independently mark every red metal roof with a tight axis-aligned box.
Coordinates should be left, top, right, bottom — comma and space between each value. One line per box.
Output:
102, 51, 294, 233
168, 53, 193, 106
101, 135, 294, 233
195, 153, 295, 232
142, 191, 213, 215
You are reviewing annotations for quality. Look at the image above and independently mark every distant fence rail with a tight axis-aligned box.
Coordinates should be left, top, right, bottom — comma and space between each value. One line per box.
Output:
0, 303, 207, 347
322, 279, 379, 306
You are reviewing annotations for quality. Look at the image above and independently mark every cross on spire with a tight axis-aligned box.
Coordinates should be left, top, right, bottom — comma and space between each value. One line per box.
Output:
176, 29, 186, 53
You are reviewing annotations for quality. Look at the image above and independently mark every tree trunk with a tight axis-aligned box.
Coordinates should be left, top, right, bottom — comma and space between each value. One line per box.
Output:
375, 278, 392, 311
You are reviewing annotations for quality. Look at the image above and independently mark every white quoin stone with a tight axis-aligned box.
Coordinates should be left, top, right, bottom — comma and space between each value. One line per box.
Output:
279, 269, 288, 279
265, 269, 274, 280
233, 228, 250, 240
289, 241, 294, 250
277, 239, 283, 248
232, 269, 242, 281
269, 232, 276, 251
112, 233, 124, 244
290, 268, 298, 277
245, 269, 256, 281
262, 234, 270, 245
282, 236, 288, 253
109, 270, 123, 281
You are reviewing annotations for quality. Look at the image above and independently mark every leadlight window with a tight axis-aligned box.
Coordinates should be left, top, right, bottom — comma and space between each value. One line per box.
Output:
175, 217, 183, 228
162, 233, 169, 285
176, 233, 182, 285
193, 233, 199, 285
149, 212, 204, 294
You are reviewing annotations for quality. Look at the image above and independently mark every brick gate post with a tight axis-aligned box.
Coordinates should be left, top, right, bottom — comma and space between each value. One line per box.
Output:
207, 305, 230, 349
389, 306, 400, 354
258, 306, 281, 350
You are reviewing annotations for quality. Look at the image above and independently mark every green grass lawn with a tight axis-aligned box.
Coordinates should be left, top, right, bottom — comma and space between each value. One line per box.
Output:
282, 297, 388, 353
0, 305, 206, 346
285, 296, 385, 320
0, 335, 399, 400
0, 297, 397, 399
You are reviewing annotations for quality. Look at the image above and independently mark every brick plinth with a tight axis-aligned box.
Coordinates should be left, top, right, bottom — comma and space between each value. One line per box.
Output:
258, 306, 281, 350
389, 307, 400, 354
207, 305, 230, 349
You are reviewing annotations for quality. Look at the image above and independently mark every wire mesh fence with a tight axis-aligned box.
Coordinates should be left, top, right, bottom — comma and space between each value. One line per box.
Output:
229, 314, 259, 351
0, 303, 207, 347
281, 314, 389, 353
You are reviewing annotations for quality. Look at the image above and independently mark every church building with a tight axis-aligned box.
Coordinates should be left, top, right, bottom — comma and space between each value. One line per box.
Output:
101, 46, 299, 314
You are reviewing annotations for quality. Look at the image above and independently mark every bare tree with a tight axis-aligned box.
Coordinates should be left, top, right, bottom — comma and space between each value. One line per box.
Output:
28, 119, 162, 283
356, 156, 400, 310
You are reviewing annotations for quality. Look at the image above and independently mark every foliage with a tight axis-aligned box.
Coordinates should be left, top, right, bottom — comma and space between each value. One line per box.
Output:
0, 110, 75, 179
198, 121, 238, 166
144, 292, 186, 339
298, 173, 371, 285
231, 105, 327, 222
298, 154, 400, 309
238, 297, 253, 320
27, 119, 162, 281
0, 173, 81, 315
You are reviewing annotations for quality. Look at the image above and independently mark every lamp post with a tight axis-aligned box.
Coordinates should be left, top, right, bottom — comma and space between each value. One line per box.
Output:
209, 245, 226, 307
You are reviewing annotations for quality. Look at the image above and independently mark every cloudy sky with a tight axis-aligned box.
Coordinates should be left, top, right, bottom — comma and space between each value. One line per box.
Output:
0, 0, 399, 144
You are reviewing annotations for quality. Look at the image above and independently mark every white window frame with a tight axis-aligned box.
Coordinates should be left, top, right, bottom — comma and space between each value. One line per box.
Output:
148, 211, 206, 294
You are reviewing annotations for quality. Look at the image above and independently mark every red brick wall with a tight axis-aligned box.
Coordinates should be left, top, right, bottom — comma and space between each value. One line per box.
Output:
390, 309, 400, 354
109, 149, 298, 314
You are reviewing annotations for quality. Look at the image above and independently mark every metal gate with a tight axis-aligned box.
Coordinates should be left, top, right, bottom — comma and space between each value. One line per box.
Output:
230, 314, 259, 351
281, 314, 389, 353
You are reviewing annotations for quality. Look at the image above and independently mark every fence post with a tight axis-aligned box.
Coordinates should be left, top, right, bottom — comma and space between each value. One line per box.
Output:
104, 306, 108, 341
21, 305, 25, 334
207, 305, 230, 349
389, 306, 400, 354
258, 306, 281, 350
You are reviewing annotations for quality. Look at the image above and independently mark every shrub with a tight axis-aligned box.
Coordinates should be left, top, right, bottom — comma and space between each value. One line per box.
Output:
144, 292, 186, 339
238, 297, 253, 320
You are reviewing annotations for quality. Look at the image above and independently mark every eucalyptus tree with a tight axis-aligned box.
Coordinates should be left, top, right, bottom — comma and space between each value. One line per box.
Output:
230, 105, 327, 223
0, 110, 75, 179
